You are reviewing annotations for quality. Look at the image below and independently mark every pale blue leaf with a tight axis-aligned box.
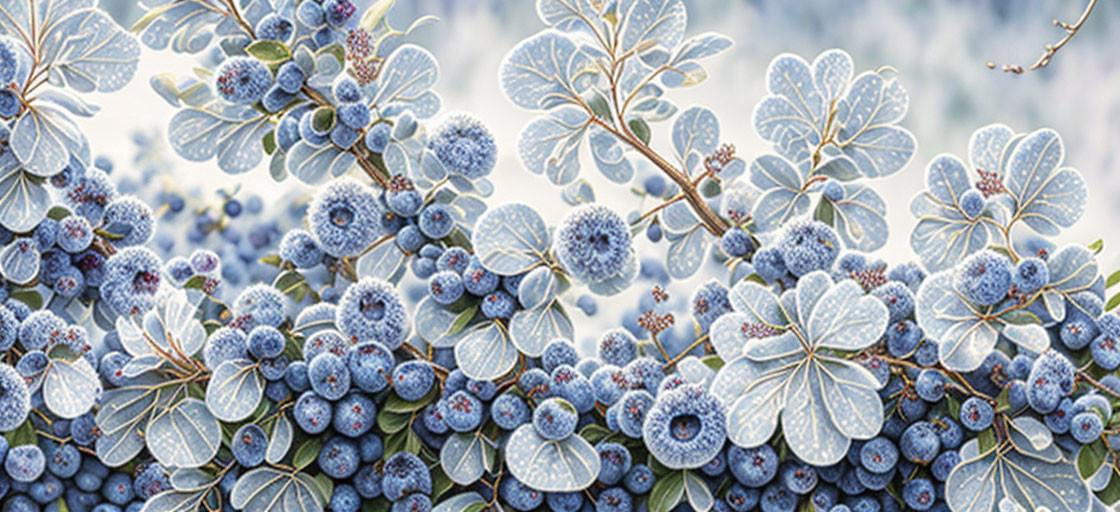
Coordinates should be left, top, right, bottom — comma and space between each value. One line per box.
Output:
121, 355, 162, 378
619, 0, 686, 55
510, 300, 573, 357
134, 0, 221, 53
749, 154, 805, 191
0, 240, 40, 285
751, 187, 810, 233
817, 357, 884, 439
682, 471, 713, 512
168, 107, 271, 175
432, 493, 485, 512
37, 89, 99, 117
1004, 129, 1086, 235
915, 271, 999, 372
782, 364, 850, 466
968, 123, 1020, 174
472, 202, 550, 276
43, 357, 100, 418
727, 280, 786, 327
517, 267, 558, 310
659, 201, 698, 235
807, 277, 888, 351
1047, 244, 1098, 295
356, 239, 408, 284
722, 358, 789, 448
205, 358, 263, 422
414, 297, 468, 349
561, 179, 594, 205
141, 489, 209, 512
230, 468, 325, 512
146, 398, 220, 468
40, 9, 140, 93
946, 438, 1090, 512
666, 226, 710, 279
752, 95, 818, 153
440, 432, 496, 486
1001, 324, 1049, 354
287, 142, 356, 185
709, 312, 750, 361
672, 32, 733, 64
505, 424, 600, 492
500, 30, 592, 110
517, 107, 590, 185
536, 0, 607, 33
95, 384, 164, 466
923, 154, 972, 206
11, 105, 84, 177
266, 415, 292, 465
909, 205, 999, 272
370, 45, 440, 118
454, 322, 517, 380
812, 49, 853, 103
835, 72, 914, 178
838, 126, 915, 179
763, 53, 824, 135
588, 129, 634, 183
672, 106, 719, 163
831, 184, 888, 251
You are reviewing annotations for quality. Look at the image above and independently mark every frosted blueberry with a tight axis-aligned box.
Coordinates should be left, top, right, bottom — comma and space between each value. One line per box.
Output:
555, 204, 633, 284
0, 364, 29, 431
958, 189, 986, 219
953, 250, 1013, 306
308, 177, 381, 258
255, 14, 294, 42
532, 397, 578, 440
279, 229, 324, 269
214, 57, 273, 104
100, 247, 163, 317
1012, 257, 1048, 295
776, 219, 840, 276
642, 385, 726, 469
337, 278, 408, 348
428, 113, 497, 179
418, 203, 454, 239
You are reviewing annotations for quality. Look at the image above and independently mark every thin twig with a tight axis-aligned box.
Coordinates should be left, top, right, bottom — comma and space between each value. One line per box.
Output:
988, 0, 1099, 74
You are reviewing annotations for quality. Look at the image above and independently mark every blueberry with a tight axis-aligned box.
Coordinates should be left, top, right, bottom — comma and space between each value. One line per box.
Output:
776, 220, 840, 276
231, 424, 267, 468
623, 464, 655, 495
330, 484, 360, 512
100, 473, 133, 504
490, 393, 530, 430
293, 391, 332, 434
615, 390, 654, 438
418, 203, 454, 239
899, 421, 940, 464
596, 487, 632, 512
498, 475, 542, 511
546, 492, 583, 512
480, 290, 515, 319
392, 360, 434, 401
247, 325, 286, 359
901, 478, 935, 510
5, 445, 43, 483
439, 390, 483, 433
728, 444, 778, 487
318, 437, 360, 479
428, 271, 464, 305
346, 341, 395, 393
1071, 411, 1104, 443
780, 460, 818, 494
381, 452, 430, 501
1012, 257, 1048, 295
859, 437, 898, 474
598, 329, 638, 367
533, 398, 578, 440
953, 250, 1013, 306
308, 352, 350, 401
721, 227, 753, 258
332, 392, 376, 438
596, 443, 632, 486
959, 397, 994, 431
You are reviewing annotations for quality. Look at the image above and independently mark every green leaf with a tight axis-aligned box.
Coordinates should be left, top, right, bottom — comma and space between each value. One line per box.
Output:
1078, 439, 1108, 479
814, 197, 835, 226
258, 254, 282, 267
246, 40, 291, 62
311, 473, 333, 503
1098, 467, 1120, 505
629, 118, 651, 145
431, 465, 453, 501
183, 275, 209, 291
311, 107, 335, 133
293, 438, 322, 469
977, 429, 996, 454
1108, 269, 1120, 289
46, 206, 70, 221
376, 409, 409, 434
4, 419, 35, 447
9, 288, 42, 310
447, 306, 478, 336
701, 355, 725, 372
700, 178, 721, 198
262, 131, 277, 155
383, 384, 440, 413
316, 44, 346, 66
1001, 310, 1041, 325
648, 470, 684, 512
994, 386, 1012, 413
584, 89, 612, 121
1108, 292, 1120, 312
1089, 239, 1104, 255
946, 395, 960, 420
579, 424, 612, 445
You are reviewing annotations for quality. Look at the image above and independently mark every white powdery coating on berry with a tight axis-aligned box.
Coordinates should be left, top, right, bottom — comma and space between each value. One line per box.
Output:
103, 195, 155, 247
100, 246, 163, 317
336, 278, 408, 349
307, 177, 382, 258
554, 204, 633, 284
429, 113, 497, 179
233, 284, 288, 332
642, 384, 726, 469
0, 363, 30, 431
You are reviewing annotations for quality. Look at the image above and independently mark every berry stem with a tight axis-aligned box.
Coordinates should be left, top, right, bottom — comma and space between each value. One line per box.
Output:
661, 333, 710, 372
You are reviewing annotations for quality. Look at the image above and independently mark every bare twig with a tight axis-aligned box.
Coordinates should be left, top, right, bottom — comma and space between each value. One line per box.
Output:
988, 0, 1098, 74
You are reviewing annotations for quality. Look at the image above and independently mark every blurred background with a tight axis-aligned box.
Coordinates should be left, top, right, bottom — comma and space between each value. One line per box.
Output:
80, 0, 1120, 352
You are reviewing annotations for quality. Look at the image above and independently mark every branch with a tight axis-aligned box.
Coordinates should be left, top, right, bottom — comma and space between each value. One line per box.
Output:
988, 0, 1099, 74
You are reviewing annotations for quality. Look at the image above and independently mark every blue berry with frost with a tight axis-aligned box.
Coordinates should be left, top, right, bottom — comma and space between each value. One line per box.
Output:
332, 76, 361, 103
760, 482, 796, 512
555, 204, 633, 284
279, 229, 323, 269
318, 436, 359, 479
364, 123, 392, 153
247, 326, 285, 359
1092, 333, 1120, 370
931, 451, 960, 482
642, 384, 726, 469
491, 393, 529, 430
591, 365, 628, 406
953, 250, 1013, 306
721, 227, 753, 258
542, 339, 579, 373
0, 365, 29, 431
101, 473, 133, 504
275, 61, 304, 94
1072, 411, 1104, 443
421, 403, 447, 435
427, 271, 463, 305
616, 390, 654, 438
346, 341, 394, 393
63, 168, 117, 224
100, 247, 162, 317
498, 476, 542, 511
1012, 257, 1048, 295
418, 203, 454, 239
822, 180, 845, 201
352, 465, 381, 498
231, 424, 267, 468
391, 494, 431, 512
728, 445, 779, 487
914, 369, 948, 402
386, 190, 423, 219
164, 257, 193, 286
546, 492, 582, 512
330, 485, 360, 512
293, 391, 332, 434
691, 280, 731, 333
56, 216, 92, 253
435, 247, 470, 274
902, 478, 935, 510
596, 442, 632, 486
392, 360, 434, 401
958, 189, 985, 219
337, 103, 370, 129
5, 445, 43, 482
752, 246, 787, 282
359, 432, 383, 462
428, 114, 497, 179
623, 357, 664, 392
776, 220, 840, 276
381, 452, 430, 501
859, 437, 898, 474
960, 397, 994, 432
396, 225, 425, 254
624, 465, 655, 495
598, 328, 638, 366
336, 278, 408, 348
780, 460, 818, 494
462, 257, 498, 296
302, 330, 348, 361
899, 421, 940, 464
1028, 350, 1075, 413
308, 352, 350, 401
481, 290, 515, 319
214, 57, 273, 105
533, 397, 578, 440
232, 284, 287, 331
439, 390, 483, 432
597, 487, 632, 512
308, 177, 381, 258
331, 124, 360, 149
577, 294, 598, 315
255, 13, 293, 42
872, 281, 914, 323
